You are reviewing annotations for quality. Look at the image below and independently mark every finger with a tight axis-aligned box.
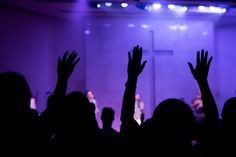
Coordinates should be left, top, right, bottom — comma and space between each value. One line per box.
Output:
205, 51, 208, 64
128, 52, 132, 62
73, 58, 80, 67
67, 51, 76, 62
188, 62, 195, 75
62, 51, 69, 62
70, 52, 78, 63
201, 49, 204, 64
138, 47, 143, 62
136, 47, 142, 64
197, 51, 200, 66
207, 56, 213, 68
140, 60, 147, 72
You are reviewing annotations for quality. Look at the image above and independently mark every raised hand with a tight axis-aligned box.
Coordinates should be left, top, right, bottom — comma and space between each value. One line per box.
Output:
128, 45, 147, 79
188, 49, 219, 136
57, 51, 80, 80
188, 49, 213, 83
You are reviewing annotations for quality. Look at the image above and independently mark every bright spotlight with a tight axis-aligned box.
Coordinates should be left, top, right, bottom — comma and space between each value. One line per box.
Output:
97, 4, 101, 8
179, 25, 187, 31
209, 6, 227, 13
105, 2, 112, 7
152, 3, 162, 10
141, 24, 150, 28
198, 6, 206, 11
168, 4, 175, 10
221, 8, 227, 13
182, 6, 188, 12
145, 5, 153, 11
121, 3, 128, 8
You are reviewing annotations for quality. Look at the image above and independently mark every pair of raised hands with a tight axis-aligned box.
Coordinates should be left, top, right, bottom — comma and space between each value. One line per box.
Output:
127, 46, 213, 82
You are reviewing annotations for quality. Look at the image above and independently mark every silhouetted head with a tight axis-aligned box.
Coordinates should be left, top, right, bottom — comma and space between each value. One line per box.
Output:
151, 98, 196, 143
222, 97, 236, 126
0, 72, 31, 114
63, 91, 98, 130
101, 107, 115, 128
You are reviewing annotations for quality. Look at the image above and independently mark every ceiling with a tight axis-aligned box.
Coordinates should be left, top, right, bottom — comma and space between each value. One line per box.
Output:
1, 0, 236, 19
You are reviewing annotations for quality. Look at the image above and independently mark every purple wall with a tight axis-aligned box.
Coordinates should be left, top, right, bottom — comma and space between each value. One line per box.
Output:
0, 4, 53, 112
215, 21, 236, 116
0, 4, 86, 112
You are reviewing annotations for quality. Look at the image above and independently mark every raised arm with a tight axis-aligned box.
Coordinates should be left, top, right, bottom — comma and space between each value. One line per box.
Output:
188, 49, 219, 126
120, 45, 147, 128
53, 51, 80, 97
39, 51, 80, 140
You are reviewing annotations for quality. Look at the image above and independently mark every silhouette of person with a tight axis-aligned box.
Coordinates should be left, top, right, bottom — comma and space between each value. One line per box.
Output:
0, 72, 41, 155
221, 97, 236, 156
101, 107, 119, 137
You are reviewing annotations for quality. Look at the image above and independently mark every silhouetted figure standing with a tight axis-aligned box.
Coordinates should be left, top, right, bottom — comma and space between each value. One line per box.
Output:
221, 97, 236, 156
0, 72, 41, 155
101, 107, 119, 138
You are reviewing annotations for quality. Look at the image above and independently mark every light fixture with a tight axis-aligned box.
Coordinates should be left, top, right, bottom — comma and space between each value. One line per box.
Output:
105, 2, 112, 7
152, 3, 162, 10
121, 3, 128, 8
97, 3, 101, 8
168, 4, 175, 10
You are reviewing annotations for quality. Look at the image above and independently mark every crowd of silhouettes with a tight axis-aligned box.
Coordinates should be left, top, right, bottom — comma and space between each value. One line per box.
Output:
1, 45, 236, 156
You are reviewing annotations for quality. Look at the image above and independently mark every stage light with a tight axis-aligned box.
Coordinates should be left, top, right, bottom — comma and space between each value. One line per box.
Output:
168, 4, 175, 10
198, 5, 206, 11
182, 6, 188, 12
179, 25, 187, 31
121, 3, 128, 8
97, 3, 101, 8
141, 24, 150, 28
209, 6, 226, 13
203, 31, 208, 36
198, 5, 226, 13
145, 5, 153, 11
222, 8, 227, 13
105, 2, 112, 7
152, 3, 162, 10
169, 5, 188, 12
128, 23, 134, 28
84, 30, 90, 35
169, 25, 178, 30
169, 24, 187, 31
